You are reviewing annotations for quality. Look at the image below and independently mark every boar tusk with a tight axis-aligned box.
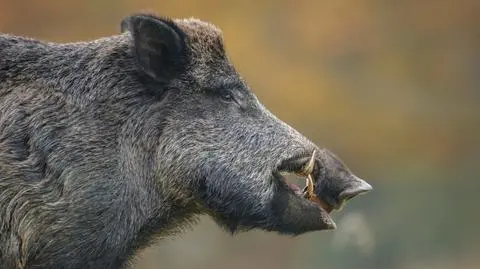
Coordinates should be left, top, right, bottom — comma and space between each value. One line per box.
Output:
302, 150, 316, 198
300, 150, 316, 176
304, 174, 315, 198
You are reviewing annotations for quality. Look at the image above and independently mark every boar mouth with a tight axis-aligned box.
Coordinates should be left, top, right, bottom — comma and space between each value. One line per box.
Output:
274, 150, 336, 225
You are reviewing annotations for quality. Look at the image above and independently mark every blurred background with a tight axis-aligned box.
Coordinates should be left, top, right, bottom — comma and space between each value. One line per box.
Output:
1, 0, 479, 268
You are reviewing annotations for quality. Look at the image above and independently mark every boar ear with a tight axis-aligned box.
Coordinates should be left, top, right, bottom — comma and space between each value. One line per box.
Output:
121, 14, 188, 83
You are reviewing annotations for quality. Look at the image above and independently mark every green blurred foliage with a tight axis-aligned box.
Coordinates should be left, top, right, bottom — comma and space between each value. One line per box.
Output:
1, 0, 479, 268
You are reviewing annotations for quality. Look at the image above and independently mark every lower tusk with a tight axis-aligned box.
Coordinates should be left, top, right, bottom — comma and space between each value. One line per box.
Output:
304, 174, 315, 198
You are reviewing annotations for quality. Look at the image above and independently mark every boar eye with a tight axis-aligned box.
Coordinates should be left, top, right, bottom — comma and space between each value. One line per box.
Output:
220, 93, 234, 103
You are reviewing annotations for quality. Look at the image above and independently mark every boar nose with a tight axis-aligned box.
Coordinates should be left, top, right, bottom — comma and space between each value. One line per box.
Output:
339, 176, 373, 201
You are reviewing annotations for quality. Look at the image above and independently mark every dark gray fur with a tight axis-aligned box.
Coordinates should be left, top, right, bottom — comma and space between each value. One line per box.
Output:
0, 14, 369, 269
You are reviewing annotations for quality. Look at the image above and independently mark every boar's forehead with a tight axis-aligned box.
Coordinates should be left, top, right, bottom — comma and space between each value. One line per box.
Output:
174, 18, 239, 86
